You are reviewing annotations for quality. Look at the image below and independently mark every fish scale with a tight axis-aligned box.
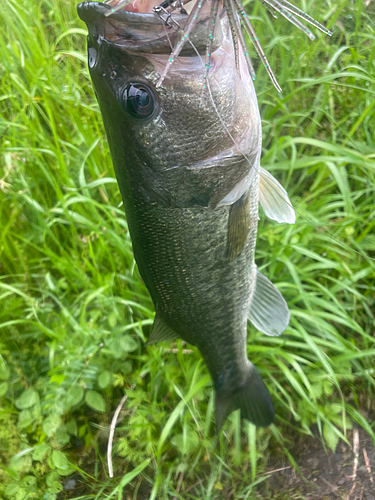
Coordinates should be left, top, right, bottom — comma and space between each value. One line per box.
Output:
127, 194, 256, 371
78, 1, 294, 430
137, 71, 237, 165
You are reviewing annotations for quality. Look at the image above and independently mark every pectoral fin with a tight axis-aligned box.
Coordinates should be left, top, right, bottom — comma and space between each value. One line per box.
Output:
216, 169, 256, 208
259, 167, 295, 224
248, 270, 290, 336
226, 191, 251, 261
146, 314, 178, 345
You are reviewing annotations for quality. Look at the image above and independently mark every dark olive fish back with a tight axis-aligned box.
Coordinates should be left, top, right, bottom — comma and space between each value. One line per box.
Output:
78, 1, 292, 430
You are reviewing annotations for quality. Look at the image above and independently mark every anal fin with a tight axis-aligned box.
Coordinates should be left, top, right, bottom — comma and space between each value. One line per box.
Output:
146, 313, 178, 345
248, 269, 290, 336
259, 167, 295, 224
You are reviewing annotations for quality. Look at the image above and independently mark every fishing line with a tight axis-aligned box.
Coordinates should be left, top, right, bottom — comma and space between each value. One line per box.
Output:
185, 43, 352, 409
102, 0, 330, 93
186, 35, 373, 263
161, 17, 175, 51
103, 0, 371, 262
188, 37, 260, 188
189, 40, 373, 412
104, 0, 130, 16
156, 0, 207, 88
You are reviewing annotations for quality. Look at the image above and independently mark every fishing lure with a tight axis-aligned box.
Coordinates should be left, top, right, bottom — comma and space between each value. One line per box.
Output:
103, 0, 332, 105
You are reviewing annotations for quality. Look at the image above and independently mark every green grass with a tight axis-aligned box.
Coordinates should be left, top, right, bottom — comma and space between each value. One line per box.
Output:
0, 0, 374, 498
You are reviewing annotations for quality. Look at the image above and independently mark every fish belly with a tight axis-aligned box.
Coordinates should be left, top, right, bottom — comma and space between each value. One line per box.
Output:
125, 173, 260, 384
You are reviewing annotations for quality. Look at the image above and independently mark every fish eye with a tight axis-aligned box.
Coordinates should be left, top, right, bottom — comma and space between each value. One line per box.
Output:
126, 84, 155, 118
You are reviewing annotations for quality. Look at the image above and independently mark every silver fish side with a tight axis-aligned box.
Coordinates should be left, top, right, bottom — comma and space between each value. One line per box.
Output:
77, 0, 293, 429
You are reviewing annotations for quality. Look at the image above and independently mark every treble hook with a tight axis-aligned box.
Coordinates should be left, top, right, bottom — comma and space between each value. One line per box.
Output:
153, 5, 181, 31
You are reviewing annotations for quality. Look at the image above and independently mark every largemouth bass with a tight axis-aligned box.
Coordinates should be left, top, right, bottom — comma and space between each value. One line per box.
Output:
77, 0, 297, 429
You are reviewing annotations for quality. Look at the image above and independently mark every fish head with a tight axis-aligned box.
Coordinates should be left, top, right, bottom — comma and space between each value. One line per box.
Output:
77, 0, 261, 206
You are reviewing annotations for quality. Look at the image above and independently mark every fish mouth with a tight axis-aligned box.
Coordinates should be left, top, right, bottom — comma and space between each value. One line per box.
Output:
77, 0, 221, 55
77, 0, 186, 26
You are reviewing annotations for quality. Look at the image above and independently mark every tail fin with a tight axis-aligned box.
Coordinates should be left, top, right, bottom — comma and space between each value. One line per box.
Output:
215, 362, 274, 431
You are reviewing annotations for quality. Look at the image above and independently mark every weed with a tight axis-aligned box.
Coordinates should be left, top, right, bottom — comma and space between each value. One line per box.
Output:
0, 0, 374, 498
